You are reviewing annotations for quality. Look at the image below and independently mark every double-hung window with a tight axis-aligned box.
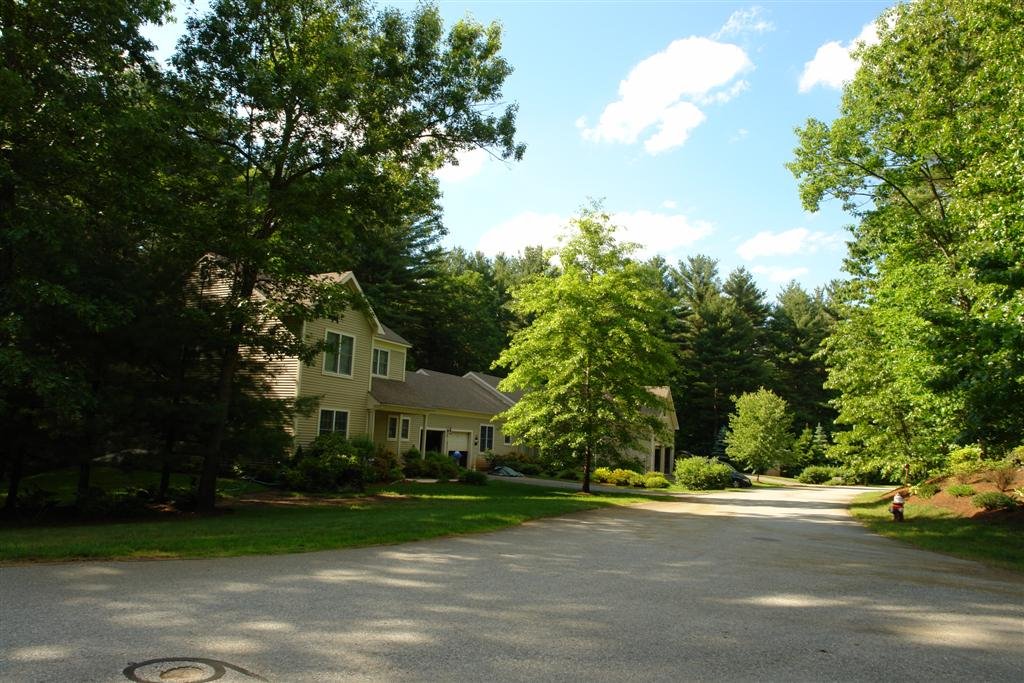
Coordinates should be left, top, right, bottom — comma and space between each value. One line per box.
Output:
479, 425, 494, 452
400, 417, 410, 440
319, 409, 348, 437
324, 331, 354, 376
372, 348, 390, 377
387, 416, 399, 440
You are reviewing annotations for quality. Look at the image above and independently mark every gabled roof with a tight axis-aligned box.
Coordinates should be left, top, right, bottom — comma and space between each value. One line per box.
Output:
464, 372, 522, 405
376, 322, 411, 347
370, 369, 510, 415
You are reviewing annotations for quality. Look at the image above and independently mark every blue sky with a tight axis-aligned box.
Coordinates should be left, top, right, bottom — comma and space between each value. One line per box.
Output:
145, 1, 894, 296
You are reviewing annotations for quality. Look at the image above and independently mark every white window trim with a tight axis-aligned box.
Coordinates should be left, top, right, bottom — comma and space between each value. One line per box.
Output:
504, 434, 512, 446
322, 329, 356, 378
371, 347, 390, 378
400, 415, 410, 441
479, 424, 495, 453
319, 408, 349, 438
386, 415, 399, 440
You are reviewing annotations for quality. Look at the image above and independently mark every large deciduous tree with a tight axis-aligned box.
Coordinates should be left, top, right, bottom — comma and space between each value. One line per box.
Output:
171, 0, 524, 510
496, 207, 675, 493
789, 0, 1024, 465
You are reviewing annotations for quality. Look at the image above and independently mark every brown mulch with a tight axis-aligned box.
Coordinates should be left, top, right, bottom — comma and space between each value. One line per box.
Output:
897, 468, 1024, 520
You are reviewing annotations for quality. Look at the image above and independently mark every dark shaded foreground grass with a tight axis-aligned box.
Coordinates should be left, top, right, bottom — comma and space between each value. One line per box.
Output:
0, 480, 657, 563
849, 491, 1024, 573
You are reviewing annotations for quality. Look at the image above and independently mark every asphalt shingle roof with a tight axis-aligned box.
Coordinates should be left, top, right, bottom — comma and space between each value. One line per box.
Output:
371, 370, 510, 415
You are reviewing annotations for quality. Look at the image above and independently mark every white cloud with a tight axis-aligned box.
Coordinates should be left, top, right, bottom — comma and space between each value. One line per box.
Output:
698, 79, 749, 106
476, 209, 713, 260
580, 37, 751, 154
730, 128, 749, 143
751, 265, 810, 283
798, 22, 880, 93
736, 228, 843, 260
434, 148, 489, 183
661, 200, 678, 209
712, 7, 775, 40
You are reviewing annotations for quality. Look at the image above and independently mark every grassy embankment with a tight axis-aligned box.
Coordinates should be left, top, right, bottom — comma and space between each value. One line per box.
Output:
849, 490, 1023, 573
0, 470, 658, 563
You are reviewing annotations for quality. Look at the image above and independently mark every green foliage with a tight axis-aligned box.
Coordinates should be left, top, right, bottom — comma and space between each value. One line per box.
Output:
458, 469, 488, 486
605, 469, 643, 487
367, 448, 404, 484
488, 452, 543, 476
284, 435, 365, 492
725, 388, 795, 476
555, 469, 581, 481
947, 484, 976, 498
642, 473, 670, 489
971, 492, 1018, 511
673, 457, 733, 490
911, 483, 940, 499
796, 466, 841, 485
593, 467, 613, 483
495, 204, 676, 491
791, 0, 1024, 475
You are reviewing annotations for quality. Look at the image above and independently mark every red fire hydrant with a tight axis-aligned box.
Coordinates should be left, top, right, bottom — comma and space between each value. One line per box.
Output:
890, 492, 905, 522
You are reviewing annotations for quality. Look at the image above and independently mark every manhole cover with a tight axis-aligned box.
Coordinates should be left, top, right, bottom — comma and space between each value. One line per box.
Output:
124, 657, 266, 682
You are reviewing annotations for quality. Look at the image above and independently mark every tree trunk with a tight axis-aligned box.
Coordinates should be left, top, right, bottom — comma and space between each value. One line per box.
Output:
581, 444, 592, 494
76, 460, 92, 499
196, 264, 256, 513
3, 451, 24, 518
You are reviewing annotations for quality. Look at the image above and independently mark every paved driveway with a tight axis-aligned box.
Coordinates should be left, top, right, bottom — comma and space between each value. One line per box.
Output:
1, 485, 1022, 682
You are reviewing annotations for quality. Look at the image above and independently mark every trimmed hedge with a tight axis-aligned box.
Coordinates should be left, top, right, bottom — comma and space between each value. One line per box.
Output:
674, 457, 733, 490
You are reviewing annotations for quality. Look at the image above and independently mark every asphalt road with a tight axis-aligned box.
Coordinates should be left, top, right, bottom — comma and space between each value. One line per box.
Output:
1, 484, 1022, 682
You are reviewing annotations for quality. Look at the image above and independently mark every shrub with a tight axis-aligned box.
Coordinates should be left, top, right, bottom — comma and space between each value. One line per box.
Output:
606, 468, 641, 487
797, 465, 839, 485
674, 457, 733, 490
419, 452, 459, 480
911, 482, 940, 499
283, 434, 365, 492
556, 469, 580, 481
971, 492, 1018, 511
366, 448, 404, 483
947, 484, 975, 497
593, 467, 613, 483
990, 463, 1018, 492
458, 469, 488, 486
642, 473, 670, 489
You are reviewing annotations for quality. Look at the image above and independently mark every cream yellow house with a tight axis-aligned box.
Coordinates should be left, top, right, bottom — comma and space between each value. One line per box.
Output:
264, 272, 524, 470
260, 270, 678, 473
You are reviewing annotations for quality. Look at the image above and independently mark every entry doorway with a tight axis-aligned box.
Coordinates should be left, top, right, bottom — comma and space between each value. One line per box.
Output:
424, 429, 445, 455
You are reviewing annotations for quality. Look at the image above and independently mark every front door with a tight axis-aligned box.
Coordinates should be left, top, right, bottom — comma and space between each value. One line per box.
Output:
447, 431, 470, 468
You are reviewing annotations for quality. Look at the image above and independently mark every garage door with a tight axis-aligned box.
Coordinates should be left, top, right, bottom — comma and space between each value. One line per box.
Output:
448, 431, 470, 467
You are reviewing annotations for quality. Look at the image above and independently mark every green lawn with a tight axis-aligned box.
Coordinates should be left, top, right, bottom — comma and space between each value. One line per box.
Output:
0, 479, 658, 563
849, 491, 1024, 572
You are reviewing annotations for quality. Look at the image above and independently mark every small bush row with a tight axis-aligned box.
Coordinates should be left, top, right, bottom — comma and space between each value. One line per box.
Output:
592, 467, 670, 489
797, 466, 841, 485
946, 484, 975, 497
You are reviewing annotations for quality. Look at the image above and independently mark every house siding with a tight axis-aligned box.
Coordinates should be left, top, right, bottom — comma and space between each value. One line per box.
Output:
371, 340, 407, 383
296, 314, 375, 445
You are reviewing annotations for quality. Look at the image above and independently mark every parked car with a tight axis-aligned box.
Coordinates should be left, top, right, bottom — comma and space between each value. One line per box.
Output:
717, 460, 752, 487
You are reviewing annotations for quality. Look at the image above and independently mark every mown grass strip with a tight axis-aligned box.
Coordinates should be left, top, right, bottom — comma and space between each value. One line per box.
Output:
0, 480, 658, 563
849, 491, 1024, 573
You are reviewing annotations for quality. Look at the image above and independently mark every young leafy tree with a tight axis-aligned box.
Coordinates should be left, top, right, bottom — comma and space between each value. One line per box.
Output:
725, 388, 795, 480
496, 206, 675, 493
789, 0, 1024, 459
170, 0, 524, 510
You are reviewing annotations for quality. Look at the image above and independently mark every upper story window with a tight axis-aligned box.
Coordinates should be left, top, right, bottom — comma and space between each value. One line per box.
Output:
372, 348, 390, 377
324, 331, 354, 376
480, 424, 494, 452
